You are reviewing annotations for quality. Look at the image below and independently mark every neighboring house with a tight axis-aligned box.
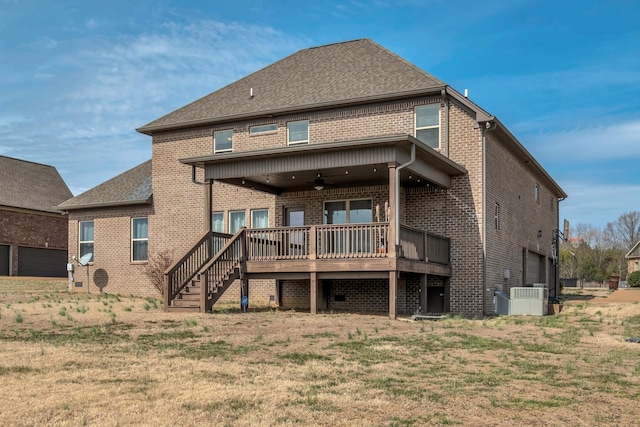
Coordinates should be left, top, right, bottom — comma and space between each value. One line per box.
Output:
625, 241, 640, 276
0, 155, 72, 277
58, 160, 153, 294
62, 39, 566, 317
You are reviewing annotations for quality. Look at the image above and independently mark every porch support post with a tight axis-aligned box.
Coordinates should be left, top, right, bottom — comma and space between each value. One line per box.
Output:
388, 164, 397, 258
310, 272, 318, 314
420, 274, 428, 315
389, 271, 397, 319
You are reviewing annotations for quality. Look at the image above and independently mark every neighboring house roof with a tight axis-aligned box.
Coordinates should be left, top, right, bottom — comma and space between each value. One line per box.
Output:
58, 160, 152, 211
626, 241, 640, 259
0, 155, 73, 213
137, 39, 446, 134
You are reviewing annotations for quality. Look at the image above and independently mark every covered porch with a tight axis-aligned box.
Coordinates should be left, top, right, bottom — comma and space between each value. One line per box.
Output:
171, 134, 466, 317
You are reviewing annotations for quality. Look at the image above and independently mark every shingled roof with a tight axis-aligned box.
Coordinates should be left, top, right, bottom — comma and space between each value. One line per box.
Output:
58, 160, 152, 211
0, 155, 72, 213
137, 39, 446, 134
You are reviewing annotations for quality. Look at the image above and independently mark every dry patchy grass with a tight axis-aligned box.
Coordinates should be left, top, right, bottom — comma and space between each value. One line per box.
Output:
0, 279, 639, 426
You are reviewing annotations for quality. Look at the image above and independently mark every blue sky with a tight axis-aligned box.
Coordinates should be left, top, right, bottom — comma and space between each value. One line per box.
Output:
1, 0, 639, 228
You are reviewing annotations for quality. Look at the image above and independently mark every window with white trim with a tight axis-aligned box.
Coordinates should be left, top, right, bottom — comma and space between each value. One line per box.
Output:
229, 210, 246, 234
214, 129, 233, 153
211, 212, 224, 233
287, 120, 308, 145
79, 221, 94, 262
131, 217, 148, 262
251, 209, 269, 228
535, 184, 540, 202
415, 104, 440, 149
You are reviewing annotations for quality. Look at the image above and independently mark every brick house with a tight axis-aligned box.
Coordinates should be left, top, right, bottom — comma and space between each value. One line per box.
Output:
62, 39, 566, 317
0, 155, 72, 277
625, 241, 640, 277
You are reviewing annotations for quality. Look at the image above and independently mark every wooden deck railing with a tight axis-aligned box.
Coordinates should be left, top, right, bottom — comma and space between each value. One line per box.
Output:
315, 223, 388, 259
201, 229, 246, 310
246, 227, 309, 260
426, 232, 450, 265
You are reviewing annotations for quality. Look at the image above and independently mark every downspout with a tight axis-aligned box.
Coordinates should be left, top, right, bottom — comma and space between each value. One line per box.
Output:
554, 197, 566, 299
395, 143, 416, 248
482, 121, 497, 314
442, 88, 450, 158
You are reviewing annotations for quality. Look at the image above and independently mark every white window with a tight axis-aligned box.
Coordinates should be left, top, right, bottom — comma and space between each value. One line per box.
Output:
79, 221, 94, 262
214, 130, 233, 153
535, 184, 540, 202
250, 124, 277, 135
131, 218, 148, 262
251, 209, 269, 228
287, 120, 309, 145
495, 203, 500, 231
415, 104, 440, 149
211, 212, 224, 233
229, 211, 246, 234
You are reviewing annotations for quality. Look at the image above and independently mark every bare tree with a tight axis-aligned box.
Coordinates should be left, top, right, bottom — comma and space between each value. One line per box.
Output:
606, 211, 640, 251
144, 249, 174, 296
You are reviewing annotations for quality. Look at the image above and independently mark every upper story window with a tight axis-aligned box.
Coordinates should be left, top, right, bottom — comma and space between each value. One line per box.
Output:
131, 217, 148, 262
415, 104, 440, 149
250, 124, 277, 135
494, 203, 501, 231
287, 120, 309, 145
79, 221, 94, 262
535, 184, 540, 203
214, 130, 233, 153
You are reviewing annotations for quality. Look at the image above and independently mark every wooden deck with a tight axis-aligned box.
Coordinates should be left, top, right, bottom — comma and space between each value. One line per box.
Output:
165, 223, 451, 314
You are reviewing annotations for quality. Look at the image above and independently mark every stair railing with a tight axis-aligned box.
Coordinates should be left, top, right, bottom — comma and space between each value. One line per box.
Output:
164, 230, 232, 308
200, 228, 246, 310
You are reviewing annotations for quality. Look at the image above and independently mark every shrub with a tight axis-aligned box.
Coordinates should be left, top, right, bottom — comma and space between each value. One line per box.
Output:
143, 250, 175, 296
628, 271, 640, 288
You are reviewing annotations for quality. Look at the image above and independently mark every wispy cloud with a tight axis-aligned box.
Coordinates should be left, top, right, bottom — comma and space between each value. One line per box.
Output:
560, 181, 640, 226
0, 18, 306, 195
523, 119, 640, 164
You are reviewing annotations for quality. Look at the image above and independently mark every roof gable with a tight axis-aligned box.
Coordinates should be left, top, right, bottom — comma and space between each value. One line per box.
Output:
626, 240, 640, 259
0, 155, 72, 213
138, 39, 446, 134
58, 160, 152, 211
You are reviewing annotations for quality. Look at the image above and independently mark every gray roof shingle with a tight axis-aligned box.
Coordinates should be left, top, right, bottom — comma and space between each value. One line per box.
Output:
58, 160, 152, 210
137, 39, 446, 133
0, 155, 73, 213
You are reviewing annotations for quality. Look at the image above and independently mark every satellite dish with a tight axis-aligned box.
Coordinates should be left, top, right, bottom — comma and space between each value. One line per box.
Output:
78, 253, 93, 266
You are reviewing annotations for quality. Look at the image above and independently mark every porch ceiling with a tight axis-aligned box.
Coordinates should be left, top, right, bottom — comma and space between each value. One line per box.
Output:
180, 134, 466, 194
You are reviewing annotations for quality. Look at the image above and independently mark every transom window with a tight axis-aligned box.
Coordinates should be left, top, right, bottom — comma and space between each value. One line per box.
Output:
214, 130, 233, 153
287, 120, 309, 145
229, 210, 246, 234
131, 218, 148, 262
79, 221, 94, 262
250, 124, 277, 135
415, 104, 440, 149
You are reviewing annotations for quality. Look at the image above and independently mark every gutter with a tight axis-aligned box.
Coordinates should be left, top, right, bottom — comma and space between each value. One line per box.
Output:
395, 142, 416, 248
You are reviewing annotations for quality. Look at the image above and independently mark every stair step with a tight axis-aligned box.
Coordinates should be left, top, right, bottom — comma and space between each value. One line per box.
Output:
166, 305, 201, 313
172, 299, 200, 308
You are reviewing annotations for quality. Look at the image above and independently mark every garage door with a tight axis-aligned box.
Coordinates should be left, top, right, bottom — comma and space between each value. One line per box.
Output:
0, 245, 9, 276
18, 247, 67, 277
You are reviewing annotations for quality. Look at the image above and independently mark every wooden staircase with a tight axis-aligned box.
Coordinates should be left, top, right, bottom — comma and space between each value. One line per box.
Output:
165, 229, 245, 313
